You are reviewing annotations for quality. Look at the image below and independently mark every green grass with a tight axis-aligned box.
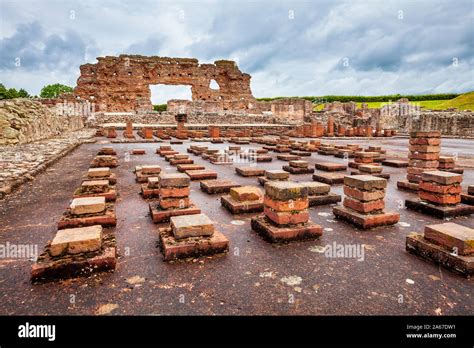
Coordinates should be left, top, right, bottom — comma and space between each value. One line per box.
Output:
310, 92, 474, 111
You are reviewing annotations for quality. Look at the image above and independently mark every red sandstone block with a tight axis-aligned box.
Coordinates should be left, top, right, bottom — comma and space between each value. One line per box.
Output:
343, 197, 385, 213
408, 145, 440, 153
419, 182, 461, 194
333, 206, 400, 229
159, 187, 190, 198
424, 222, 474, 255
409, 138, 441, 146
408, 152, 439, 161
343, 186, 385, 202
419, 191, 461, 205
159, 197, 190, 209
264, 196, 308, 212
264, 207, 309, 225
344, 175, 387, 190
408, 160, 439, 168
407, 167, 427, 175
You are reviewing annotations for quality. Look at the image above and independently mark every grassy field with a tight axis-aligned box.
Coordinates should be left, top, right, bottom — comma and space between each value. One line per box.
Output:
312, 92, 474, 111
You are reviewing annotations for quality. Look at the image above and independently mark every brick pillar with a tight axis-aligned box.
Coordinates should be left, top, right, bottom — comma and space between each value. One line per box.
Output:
327, 116, 334, 136
107, 127, 117, 138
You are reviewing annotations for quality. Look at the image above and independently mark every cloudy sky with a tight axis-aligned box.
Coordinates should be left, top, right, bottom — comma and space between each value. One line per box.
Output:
1, 0, 473, 103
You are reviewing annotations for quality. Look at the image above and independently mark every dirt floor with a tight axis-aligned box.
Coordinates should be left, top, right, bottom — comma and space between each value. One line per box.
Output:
0, 136, 473, 315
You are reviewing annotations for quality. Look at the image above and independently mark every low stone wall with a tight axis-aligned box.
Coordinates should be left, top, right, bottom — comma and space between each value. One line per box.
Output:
0, 99, 84, 145
91, 111, 288, 125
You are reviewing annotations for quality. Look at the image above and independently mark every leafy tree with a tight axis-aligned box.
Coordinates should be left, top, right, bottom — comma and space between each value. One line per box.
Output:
17, 88, 30, 98
5, 88, 19, 99
0, 83, 6, 100
40, 83, 73, 98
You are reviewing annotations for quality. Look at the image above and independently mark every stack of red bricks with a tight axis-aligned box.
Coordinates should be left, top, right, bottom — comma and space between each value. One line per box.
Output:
405, 170, 474, 218
282, 160, 314, 174
398, 131, 440, 191
251, 182, 322, 242
221, 186, 264, 214
333, 175, 400, 229
349, 151, 378, 169
149, 173, 200, 223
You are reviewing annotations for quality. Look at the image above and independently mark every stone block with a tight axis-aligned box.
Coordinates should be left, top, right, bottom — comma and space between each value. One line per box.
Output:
344, 175, 387, 191
230, 186, 262, 202
70, 197, 106, 215
171, 214, 214, 239
333, 206, 400, 229
88, 167, 111, 178
264, 181, 308, 201
358, 164, 383, 174
200, 180, 240, 194
300, 181, 331, 195
80, 180, 109, 193
419, 181, 461, 194
251, 215, 322, 243
50, 225, 102, 257
221, 195, 264, 214
424, 222, 474, 255
186, 169, 218, 181
421, 171, 462, 185
264, 207, 309, 225
405, 199, 474, 218
177, 164, 205, 172
159, 228, 229, 261
289, 160, 308, 168
235, 167, 265, 177
418, 191, 461, 205
382, 160, 408, 167
132, 149, 146, 155
312, 172, 345, 185
314, 162, 347, 171
159, 173, 190, 187
265, 170, 289, 180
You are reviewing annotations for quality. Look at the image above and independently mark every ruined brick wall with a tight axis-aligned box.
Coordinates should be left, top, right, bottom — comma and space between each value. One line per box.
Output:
257, 98, 313, 121
91, 112, 279, 126
74, 55, 257, 113
0, 99, 84, 145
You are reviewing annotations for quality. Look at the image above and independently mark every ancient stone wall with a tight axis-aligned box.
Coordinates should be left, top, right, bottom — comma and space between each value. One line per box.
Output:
412, 111, 474, 136
259, 98, 313, 121
0, 99, 84, 145
91, 111, 282, 126
74, 55, 257, 113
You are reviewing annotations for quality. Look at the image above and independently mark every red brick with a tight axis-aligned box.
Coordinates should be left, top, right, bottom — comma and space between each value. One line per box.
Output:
343, 197, 385, 213
343, 186, 385, 202
408, 160, 439, 168
230, 186, 262, 202
159, 197, 190, 209
409, 138, 441, 146
419, 191, 461, 205
264, 196, 309, 212
159, 187, 190, 198
419, 182, 461, 194
264, 207, 309, 225
408, 152, 440, 160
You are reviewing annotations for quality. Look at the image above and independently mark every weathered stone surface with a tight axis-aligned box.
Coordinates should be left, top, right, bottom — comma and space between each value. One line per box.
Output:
358, 164, 383, 174
312, 172, 346, 185
424, 222, 474, 255
147, 177, 160, 189
300, 181, 331, 195
333, 206, 400, 229
235, 167, 265, 177
314, 162, 347, 171
200, 180, 240, 194
159, 186, 190, 198
50, 225, 102, 257
75, 55, 258, 113
265, 181, 308, 201
265, 170, 289, 180
418, 191, 461, 205
289, 160, 308, 168
186, 169, 218, 180
171, 214, 214, 239
159, 173, 190, 187
230, 186, 262, 202
141, 165, 161, 175
88, 167, 111, 178
421, 171, 462, 185
344, 175, 387, 191
80, 180, 109, 193
160, 197, 190, 209
409, 131, 441, 138
70, 197, 106, 215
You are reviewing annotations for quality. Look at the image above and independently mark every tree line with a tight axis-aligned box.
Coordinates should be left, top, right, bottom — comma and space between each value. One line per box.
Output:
0, 83, 73, 100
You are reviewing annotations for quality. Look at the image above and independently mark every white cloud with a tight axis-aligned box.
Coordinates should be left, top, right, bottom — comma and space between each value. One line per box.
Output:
0, 0, 473, 98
